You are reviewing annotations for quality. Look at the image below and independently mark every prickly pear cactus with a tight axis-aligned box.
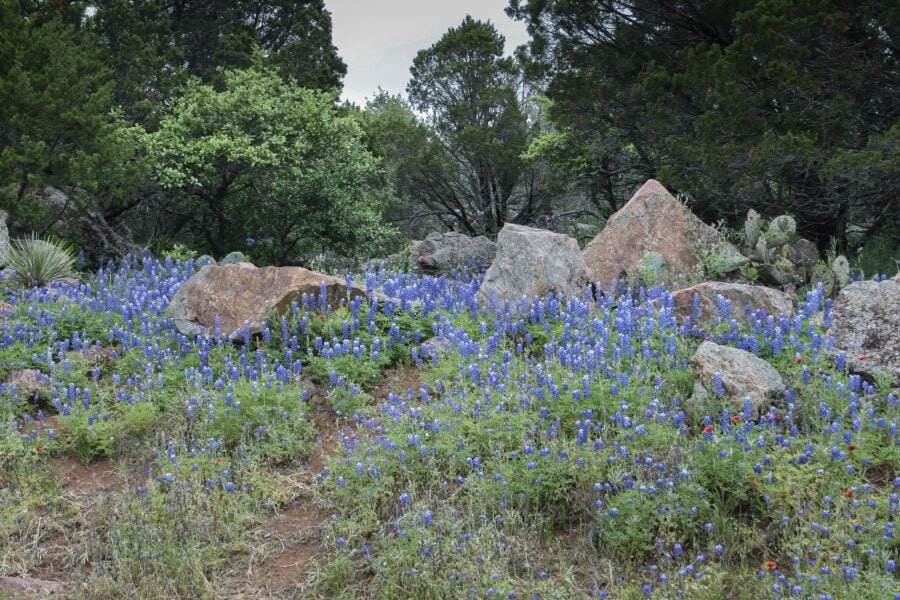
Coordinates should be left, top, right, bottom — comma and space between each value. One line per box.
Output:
766, 215, 797, 249
831, 255, 850, 289
744, 209, 762, 250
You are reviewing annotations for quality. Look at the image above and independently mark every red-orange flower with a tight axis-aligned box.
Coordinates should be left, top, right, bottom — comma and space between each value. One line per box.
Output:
731, 415, 742, 424
703, 425, 715, 433
764, 561, 777, 570
843, 489, 853, 498
855, 355, 866, 361
846, 444, 857, 451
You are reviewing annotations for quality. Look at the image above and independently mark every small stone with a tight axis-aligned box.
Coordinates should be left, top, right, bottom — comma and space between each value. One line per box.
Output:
3, 369, 46, 400
831, 255, 850, 289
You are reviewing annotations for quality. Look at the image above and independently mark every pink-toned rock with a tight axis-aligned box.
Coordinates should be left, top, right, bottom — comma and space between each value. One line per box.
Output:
582, 180, 745, 291
0, 576, 65, 595
168, 263, 369, 338
669, 282, 793, 328
828, 278, 900, 385
4, 368, 45, 399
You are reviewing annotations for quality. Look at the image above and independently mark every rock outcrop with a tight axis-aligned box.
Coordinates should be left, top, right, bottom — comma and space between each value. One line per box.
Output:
582, 180, 745, 291
34, 186, 136, 262
670, 282, 793, 328
828, 278, 900, 385
691, 341, 786, 413
477, 224, 589, 306
411, 232, 496, 274
168, 263, 369, 338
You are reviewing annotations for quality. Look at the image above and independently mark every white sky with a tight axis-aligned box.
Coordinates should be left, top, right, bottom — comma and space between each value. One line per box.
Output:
326, 0, 529, 107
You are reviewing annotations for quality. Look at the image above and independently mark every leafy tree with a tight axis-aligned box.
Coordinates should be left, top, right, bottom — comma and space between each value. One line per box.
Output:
508, 0, 900, 248
149, 66, 391, 263
87, 0, 346, 124
405, 16, 536, 236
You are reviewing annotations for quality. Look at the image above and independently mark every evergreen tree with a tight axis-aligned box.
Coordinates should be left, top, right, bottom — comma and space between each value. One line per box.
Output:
509, 0, 900, 247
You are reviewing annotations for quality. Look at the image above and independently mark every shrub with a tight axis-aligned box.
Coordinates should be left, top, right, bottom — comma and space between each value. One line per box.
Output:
7, 233, 77, 287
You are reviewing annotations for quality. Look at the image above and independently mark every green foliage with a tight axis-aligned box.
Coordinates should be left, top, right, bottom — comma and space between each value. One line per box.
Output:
509, 0, 900, 247
402, 17, 536, 236
7, 234, 77, 287
0, 1, 146, 235
161, 243, 198, 264
149, 66, 392, 262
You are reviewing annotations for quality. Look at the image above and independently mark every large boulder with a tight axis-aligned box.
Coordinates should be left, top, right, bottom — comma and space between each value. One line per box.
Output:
168, 263, 369, 338
0, 209, 8, 268
582, 180, 746, 291
477, 224, 589, 306
828, 278, 900, 385
670, 282, 793, 328
411, 232, 496, 274
691, 341, 786, 413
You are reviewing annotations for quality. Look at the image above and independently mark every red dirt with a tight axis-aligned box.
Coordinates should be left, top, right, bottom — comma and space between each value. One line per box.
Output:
264, 497, 326, 589
53, 457, 124, 495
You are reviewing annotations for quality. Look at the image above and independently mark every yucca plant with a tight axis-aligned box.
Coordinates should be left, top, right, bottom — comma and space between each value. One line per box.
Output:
7, 233, 77, 287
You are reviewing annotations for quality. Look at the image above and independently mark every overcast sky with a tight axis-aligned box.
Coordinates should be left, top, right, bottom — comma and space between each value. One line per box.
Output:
326, 0, 529, 107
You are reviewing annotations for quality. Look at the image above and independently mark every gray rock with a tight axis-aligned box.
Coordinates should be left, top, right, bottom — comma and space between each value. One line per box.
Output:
828, 278, 900, 385
220, 251, 247, 265
691, 341, 786, 413
411, 232, 496, 274
477, 224, 590, 306
0, 209, 8, 268
670, 282, 793, 328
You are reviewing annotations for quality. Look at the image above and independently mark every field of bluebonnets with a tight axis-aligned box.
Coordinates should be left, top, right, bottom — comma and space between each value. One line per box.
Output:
0, 254, 898, 599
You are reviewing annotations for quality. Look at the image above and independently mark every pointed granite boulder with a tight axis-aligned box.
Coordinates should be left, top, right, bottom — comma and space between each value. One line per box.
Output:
582, 180, 746, 291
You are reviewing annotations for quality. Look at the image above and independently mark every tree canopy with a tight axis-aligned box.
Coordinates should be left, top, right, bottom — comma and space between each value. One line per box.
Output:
150, 67, 391, 262
508, 0, 900, 248
404, 16, 534, 236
